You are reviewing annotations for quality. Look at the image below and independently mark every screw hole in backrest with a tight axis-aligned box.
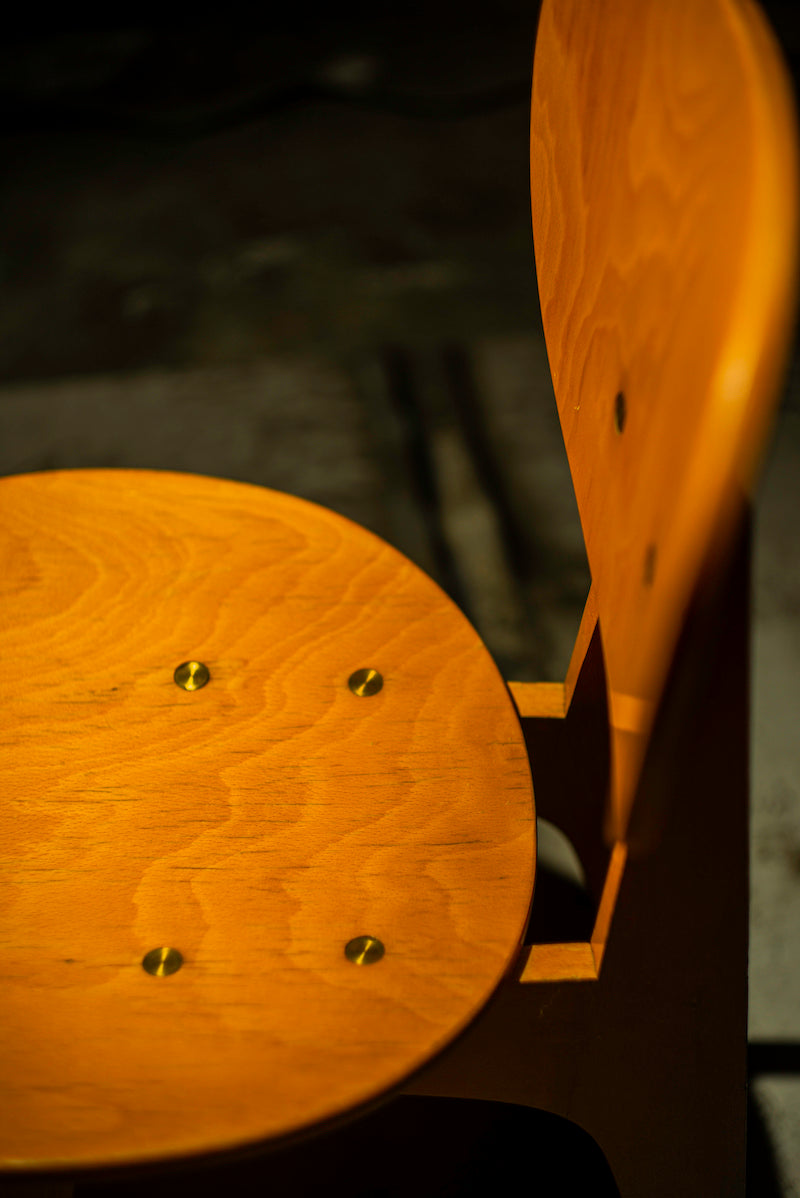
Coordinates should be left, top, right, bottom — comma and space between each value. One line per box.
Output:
643, 543, 657, 586
614, 391, 626, 433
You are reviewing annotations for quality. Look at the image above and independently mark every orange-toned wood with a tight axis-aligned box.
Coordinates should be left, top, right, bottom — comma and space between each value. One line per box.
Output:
517, 621, 612, 905
563, 584, 597, 712
588, 840, 627, 973
0, 1, 794, 1192
531, 0, 799, 836
507, 681, 564, 719
509, 583, 623, 983
508, 585, 597, 719
516, 941, 596, 983
406, 518, 752, 1196
516, 841, 627, 983
0, 469, 534, 1174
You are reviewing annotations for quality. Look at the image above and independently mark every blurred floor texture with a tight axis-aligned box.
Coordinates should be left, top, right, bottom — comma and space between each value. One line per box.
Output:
0, 6, 798, 1194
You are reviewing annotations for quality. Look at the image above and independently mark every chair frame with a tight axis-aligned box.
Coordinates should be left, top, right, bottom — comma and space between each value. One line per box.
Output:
2, 0, 797, 1191
404, 517, 751, 1196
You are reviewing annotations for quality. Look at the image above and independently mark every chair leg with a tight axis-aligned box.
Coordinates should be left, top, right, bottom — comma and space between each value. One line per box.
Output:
405, 527, 750, 1197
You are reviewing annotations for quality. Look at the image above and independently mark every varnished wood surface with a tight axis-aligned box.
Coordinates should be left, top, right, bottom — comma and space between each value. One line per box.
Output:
406, 522, 752, 1196
515, 842, 626, 983
0, 469, 534, 1172
531, 0, 799, 832
507, 680, 565, 719
517, 942, 596, 983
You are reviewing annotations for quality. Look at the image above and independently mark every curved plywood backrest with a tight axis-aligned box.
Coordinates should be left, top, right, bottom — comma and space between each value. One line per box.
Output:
531, 0, 799, 834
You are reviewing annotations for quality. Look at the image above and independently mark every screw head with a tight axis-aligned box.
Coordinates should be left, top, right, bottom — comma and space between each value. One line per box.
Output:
348, 668, 383, 697
142, 947, 183, 976
174, 661, 210, 691
344, 936, 385, 965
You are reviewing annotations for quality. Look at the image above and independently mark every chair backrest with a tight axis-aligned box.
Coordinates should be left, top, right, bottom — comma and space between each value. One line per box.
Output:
531, 0, 799, 835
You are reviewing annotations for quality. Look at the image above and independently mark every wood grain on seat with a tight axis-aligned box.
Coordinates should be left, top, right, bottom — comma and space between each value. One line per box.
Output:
0, 469, 534, 1172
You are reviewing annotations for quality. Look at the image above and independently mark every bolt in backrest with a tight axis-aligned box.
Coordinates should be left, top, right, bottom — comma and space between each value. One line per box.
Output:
531, 0, 799, 834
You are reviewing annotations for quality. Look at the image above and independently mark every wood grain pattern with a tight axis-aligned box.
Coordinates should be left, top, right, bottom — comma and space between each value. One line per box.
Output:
531, 0, 799, 833
507, 681, 565, 719
0, 469, 534, 1172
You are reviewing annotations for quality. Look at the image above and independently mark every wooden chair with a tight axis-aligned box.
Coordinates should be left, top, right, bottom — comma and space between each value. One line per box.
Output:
0, 1, 796, 1195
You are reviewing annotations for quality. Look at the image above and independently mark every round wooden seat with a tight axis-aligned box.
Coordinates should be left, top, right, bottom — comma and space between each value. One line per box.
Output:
0, 469, 534, 1173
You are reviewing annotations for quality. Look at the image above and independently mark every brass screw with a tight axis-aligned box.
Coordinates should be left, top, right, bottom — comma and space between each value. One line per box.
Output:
174, 661, 210, 691
142, 947, 183, 977
348, 668, 383, 697
345, 935, 385, 965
